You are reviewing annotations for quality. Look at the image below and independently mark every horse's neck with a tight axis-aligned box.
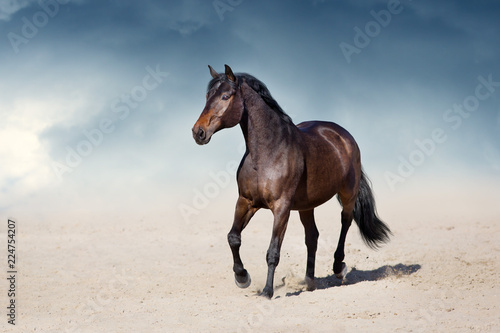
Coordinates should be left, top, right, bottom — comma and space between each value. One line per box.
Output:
240, 84, 297, 165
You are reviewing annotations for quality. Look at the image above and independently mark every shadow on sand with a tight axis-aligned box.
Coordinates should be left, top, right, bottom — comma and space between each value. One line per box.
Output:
286, 263, 421, 297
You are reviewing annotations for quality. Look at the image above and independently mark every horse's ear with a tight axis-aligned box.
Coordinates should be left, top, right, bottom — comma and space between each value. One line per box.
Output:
225, 64, 236, 82
208, 65, 218, 79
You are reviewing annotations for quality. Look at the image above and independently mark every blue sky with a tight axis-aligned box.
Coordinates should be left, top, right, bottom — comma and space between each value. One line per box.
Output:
1, 0, 499, 218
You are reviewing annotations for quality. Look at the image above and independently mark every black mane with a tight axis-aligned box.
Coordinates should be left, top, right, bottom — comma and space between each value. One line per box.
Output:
207, 73, 293, 124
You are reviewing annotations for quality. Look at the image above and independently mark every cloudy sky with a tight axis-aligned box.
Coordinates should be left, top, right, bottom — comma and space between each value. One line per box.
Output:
1, 0, 499, 221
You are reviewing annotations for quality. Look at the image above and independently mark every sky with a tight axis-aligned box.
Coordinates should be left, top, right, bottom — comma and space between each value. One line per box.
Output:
1, 0, 499, 222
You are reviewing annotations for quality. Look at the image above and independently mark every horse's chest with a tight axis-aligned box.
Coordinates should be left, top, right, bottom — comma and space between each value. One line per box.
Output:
237, 157, 301, 208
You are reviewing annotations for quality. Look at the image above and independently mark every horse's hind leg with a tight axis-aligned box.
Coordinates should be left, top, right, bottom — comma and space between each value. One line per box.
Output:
333, 194, 355, 279
299, 209, 319, 291
228, 196, 258, 288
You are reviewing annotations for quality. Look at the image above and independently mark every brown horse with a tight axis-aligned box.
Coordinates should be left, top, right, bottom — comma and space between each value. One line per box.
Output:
192, 65, 391, 298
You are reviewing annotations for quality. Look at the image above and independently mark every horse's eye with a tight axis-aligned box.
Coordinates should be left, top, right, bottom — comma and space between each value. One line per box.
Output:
221, 94, 230, 101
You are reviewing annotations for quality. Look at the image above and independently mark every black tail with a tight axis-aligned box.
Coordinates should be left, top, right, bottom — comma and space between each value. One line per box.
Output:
352, 169, 392, 249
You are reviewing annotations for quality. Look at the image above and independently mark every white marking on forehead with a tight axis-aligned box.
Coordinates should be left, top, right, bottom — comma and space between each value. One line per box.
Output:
212, 81, 222, 91
207, 81, 223, 99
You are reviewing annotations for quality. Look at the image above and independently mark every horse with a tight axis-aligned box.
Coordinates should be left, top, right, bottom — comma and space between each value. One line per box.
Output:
192, 65, 391, 298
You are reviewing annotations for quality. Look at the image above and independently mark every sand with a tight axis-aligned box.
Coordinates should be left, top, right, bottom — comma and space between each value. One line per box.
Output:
2, 176, 499, 332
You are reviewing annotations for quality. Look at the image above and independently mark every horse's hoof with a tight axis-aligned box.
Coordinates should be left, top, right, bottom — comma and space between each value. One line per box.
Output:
259, 287, 273, 299
305, 276, 316, 291
335, 262, 347, 280
235, 272, 251, 289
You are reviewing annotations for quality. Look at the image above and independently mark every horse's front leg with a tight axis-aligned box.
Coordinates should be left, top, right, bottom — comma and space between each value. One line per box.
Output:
261, 201, 291, 299
228, 196, 258, 288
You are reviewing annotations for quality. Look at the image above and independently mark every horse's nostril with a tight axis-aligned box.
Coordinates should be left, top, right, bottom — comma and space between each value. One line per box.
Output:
197, 127, 206, 140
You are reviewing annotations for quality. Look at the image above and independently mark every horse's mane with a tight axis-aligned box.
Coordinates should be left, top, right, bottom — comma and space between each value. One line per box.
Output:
207, 73, 293, 124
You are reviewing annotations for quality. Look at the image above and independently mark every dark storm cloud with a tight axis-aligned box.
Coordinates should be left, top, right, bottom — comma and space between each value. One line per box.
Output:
1, 0, 499, 211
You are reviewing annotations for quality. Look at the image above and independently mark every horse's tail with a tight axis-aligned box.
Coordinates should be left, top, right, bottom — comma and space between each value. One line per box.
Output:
352, 169, 392, 249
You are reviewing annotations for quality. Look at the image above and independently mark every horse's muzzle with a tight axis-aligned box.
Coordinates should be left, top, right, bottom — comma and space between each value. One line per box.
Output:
192, 126, 210, 145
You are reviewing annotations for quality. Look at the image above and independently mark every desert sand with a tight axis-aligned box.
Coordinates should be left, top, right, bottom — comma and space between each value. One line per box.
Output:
2, 175, 499, 332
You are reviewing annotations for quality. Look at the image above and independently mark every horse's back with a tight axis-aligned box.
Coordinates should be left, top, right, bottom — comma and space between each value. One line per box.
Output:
298, 120, 357, 149
297, 120, 359, 158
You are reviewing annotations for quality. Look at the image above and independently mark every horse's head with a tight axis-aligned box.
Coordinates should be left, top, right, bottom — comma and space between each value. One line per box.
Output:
192, 64, 244, 145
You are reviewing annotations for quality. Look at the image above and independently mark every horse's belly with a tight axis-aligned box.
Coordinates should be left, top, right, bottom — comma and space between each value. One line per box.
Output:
291, 176, 340, 211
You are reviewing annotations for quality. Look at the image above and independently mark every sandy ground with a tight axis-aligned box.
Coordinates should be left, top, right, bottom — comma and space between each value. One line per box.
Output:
2, 176, 499, 332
